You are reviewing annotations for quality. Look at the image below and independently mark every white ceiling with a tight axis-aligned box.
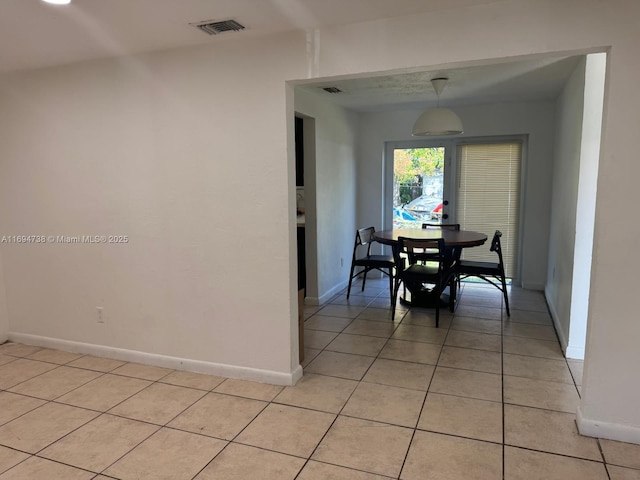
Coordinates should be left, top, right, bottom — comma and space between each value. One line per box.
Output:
298, 56, 581, 112
0, 0, 501, 74
0, 0, 580, 109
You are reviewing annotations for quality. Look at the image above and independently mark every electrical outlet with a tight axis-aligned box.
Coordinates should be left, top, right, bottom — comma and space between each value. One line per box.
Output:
97, 307, 104, 323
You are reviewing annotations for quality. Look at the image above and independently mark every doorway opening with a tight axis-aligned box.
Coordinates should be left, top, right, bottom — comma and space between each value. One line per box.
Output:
384, 137, 524, 283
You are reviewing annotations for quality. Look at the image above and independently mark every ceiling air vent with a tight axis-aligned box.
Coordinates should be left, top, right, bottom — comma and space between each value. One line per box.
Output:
322, 87, 343, 94
191, 19, 245, 35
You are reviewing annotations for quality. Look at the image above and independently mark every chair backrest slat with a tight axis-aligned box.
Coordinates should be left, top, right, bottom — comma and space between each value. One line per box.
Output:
396, 236, 445, 269
489, 230, 502, 254
422, 223, 460, 231
356, 227, 375, 246
490, 230, 506, 274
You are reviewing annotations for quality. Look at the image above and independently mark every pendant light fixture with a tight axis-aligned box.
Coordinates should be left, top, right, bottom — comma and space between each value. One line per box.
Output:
412, 77, 463, 136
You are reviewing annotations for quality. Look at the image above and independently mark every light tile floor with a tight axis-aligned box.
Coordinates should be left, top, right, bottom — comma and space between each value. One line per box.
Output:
1, 279, 640, 479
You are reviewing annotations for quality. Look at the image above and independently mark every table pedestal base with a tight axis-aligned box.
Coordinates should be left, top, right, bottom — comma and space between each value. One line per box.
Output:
399, 286, 452, 309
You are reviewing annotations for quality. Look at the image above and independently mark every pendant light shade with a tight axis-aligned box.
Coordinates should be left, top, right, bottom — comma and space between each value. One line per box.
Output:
412, 107, 464, 136
412, 77, 463, 136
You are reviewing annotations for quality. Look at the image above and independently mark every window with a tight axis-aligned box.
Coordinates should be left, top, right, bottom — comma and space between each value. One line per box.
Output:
456, 142, 522, 278
392, 146, 446, 228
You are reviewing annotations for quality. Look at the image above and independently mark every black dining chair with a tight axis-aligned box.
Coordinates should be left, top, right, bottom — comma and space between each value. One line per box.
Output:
346, 227, 394, 301
422, 223, 460, 302
416, 223, 461, 266
391, 236, 453, 326
456, 230, 511, 316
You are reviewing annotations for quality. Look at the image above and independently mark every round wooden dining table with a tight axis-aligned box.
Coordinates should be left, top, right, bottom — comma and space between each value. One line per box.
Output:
373, 228, 488, 309
373, 228, 487, 248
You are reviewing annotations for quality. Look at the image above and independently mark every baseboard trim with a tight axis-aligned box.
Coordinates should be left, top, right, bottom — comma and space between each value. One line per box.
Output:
8, 332, 302, 386
577, 406, 640, 445
544, 287, 569, 356
307, 280, 349, 306
544, 288, 585, 360
304, 296, 321, 306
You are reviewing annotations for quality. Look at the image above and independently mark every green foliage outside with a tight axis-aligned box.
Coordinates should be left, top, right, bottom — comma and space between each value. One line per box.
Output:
394, 148, 445, 205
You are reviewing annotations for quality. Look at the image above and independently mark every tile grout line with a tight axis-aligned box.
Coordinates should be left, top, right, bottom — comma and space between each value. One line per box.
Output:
396, 280, 460, 479
231, 286, 390, 480
1, 365, 196, 478
301, 282, 415, 479
293, 284, 395, 479
502, 291, 611, 474
501, 288, 507, 480
1, 283, 606, 479
308, 282, 588, 476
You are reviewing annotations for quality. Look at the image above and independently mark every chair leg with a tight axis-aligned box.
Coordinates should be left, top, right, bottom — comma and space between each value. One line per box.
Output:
361, 267, 369, 292
391, 278, 402, 320
346, 263, 357, 299
501, 275, 511, 316
449, 275, 456, 313
388, 268, 394, 304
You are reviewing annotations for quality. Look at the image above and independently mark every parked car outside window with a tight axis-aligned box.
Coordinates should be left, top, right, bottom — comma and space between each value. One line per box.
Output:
403, 195, 443, 220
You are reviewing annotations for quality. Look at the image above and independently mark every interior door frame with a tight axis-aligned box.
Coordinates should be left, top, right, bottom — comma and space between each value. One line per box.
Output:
383, 139, 457, 230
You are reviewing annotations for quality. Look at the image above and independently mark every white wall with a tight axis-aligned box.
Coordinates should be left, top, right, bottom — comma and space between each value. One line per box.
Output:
0, 32, 307, 384
0, 0, 639, 442
567, 54, 606, 360
357, 101, 556, 288
578, 44, 640, 440
546, 54, 606, 362
0, 251, 8, 342
295, 89, 359, 304
546, 58, 586, 349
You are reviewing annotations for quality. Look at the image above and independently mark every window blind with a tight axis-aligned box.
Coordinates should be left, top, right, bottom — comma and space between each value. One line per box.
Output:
456, 142, 521, 278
